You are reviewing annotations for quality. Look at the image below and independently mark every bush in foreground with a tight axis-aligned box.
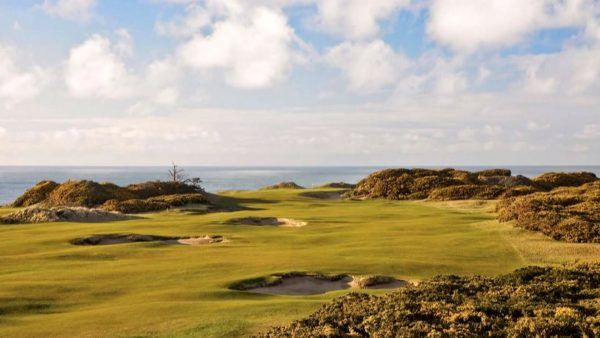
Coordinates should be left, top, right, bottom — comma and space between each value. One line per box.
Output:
496, 181, 600, 243
261, 263, 600, 337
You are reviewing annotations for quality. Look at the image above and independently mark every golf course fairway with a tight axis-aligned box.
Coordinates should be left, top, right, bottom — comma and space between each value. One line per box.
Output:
1, 188, 598, 337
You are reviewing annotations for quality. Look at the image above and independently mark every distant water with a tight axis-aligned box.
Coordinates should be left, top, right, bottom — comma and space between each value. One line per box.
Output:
1, 166, 599, 205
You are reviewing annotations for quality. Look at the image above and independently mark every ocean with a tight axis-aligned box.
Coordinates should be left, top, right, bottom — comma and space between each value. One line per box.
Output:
1, 165, 599, 205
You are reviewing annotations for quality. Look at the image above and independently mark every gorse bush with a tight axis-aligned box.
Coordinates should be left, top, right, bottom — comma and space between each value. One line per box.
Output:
496, 181, 600, 243
533, 172, 598, 190
261, 263, 600, 337
348, 168, 598, 201
11, 180, 207, 213
12, 180, 59, 207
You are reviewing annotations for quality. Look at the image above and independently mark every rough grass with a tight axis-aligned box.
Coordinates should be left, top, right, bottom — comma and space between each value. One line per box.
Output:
0, 189, 598, 337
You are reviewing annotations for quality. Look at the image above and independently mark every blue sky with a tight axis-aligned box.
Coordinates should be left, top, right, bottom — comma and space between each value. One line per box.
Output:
0, 0, 599, 165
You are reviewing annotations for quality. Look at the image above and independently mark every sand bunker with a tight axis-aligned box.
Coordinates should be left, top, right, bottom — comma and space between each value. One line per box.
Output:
226, 217, 306, 227
70, 234, 223, 246
232, 273, 408, 295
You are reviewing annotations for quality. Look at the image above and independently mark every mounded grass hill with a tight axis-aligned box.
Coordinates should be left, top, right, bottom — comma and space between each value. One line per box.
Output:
347, 168, 598, 201
9, 180, 207, 214
262, 263, 600, 337
497, 181, 600, 243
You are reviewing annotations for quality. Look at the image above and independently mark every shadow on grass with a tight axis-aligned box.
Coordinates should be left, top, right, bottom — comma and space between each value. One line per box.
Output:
206, 193, 277, 212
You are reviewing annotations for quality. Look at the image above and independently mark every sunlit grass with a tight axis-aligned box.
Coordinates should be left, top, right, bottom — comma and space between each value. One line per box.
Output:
0, 189, 597, 337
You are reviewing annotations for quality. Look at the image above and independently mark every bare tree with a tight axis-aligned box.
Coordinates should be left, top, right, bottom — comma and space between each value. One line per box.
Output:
168, 162, 186, 183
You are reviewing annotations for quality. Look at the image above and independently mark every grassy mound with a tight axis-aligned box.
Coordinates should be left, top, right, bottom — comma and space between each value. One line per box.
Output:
261, 182, 305, 190
497, 181, 600, 243
533, 172, 598, 190
261, 263, 600, 337
11, 180, 59, 207
11, 180, 207, 214
476, 168, 512, 177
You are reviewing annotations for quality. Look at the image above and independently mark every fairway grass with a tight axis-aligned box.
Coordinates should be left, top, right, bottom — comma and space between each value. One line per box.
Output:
1, 189, 598, 337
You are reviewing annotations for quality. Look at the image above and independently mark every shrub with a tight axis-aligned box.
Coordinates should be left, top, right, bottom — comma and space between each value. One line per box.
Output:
125, 181, 199, 199
533, 172, 597, 190
101, 193, 206, 213
261, 263, 600, 337
497, 181, 600, 243
261, 182, 305, 190
428, 184, 505, 200
44, 180, 124, 207
476, 168, 512, 177
11, 180, 59, 207
318, 182, 355, 189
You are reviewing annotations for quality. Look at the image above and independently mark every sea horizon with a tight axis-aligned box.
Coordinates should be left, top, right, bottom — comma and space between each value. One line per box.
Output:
2, 165, 600, 205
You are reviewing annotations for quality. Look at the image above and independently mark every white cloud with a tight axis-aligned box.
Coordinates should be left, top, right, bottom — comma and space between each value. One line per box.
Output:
0, 46, 48, 107
0, 126, 6, 138
39, 0, 97, 22
427, 0, 600, 52
65, 34, 136, 99
156, 4, 212, 37
178, 6, 298, 89
518, 45, 600, 95
314, 0, 411, 40
326, 40, 407, 91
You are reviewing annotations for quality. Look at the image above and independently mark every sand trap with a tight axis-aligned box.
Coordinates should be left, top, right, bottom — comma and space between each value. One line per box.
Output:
70, 234, 223, 246
234, 273, 409, 295
251, 276, 352, 295
226, 217, 306, 227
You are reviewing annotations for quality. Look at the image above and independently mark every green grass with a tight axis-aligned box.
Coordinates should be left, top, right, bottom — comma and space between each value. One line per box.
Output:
0, 189, 598, 337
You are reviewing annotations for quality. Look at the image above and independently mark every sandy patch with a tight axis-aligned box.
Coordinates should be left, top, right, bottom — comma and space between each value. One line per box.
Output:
226, 217, 306, 227
71, 234, 223, 246
234, 273, 409, 295
1, 206, 132, 224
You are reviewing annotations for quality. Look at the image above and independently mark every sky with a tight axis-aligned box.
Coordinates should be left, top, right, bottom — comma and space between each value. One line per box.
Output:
0, 0, 599, 166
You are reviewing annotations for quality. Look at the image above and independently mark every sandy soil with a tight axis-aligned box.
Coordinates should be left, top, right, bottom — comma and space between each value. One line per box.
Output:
227, 217, 307, 227
246, 275, 409, 295
71, 234, 223, 246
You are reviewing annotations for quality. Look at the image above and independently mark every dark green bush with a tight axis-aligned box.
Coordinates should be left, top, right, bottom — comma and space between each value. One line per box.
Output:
101, 193, 206, 213
261, 263, 600, 337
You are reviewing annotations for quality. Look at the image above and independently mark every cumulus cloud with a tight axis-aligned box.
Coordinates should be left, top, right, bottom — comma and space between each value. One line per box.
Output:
0, 46, 48, 107
576, 124, 600, 139
427, 0, 599, 52
65, 34, 136, 99
156, 4, 212, 37
178, 5, 299, 89
39, 0, 97, 22
326, 40, 407, 91
314, 0, 411, 40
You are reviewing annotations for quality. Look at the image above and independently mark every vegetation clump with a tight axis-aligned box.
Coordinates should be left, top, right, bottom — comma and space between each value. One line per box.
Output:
261, 182, 305, 190
318, 182, 355, 189
533, 172, 598, 190
0, 206, 131, 224
496, 181, 600, 243
12, 180, 60, 207
261, 263, 600, 337
10, 179, 207, 215
428, 184, 505, 200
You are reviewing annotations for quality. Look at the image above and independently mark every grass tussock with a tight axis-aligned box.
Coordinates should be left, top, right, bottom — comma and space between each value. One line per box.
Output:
12, 180, 60, 207
496, 181, 600, 243
261, 263, 600, 337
